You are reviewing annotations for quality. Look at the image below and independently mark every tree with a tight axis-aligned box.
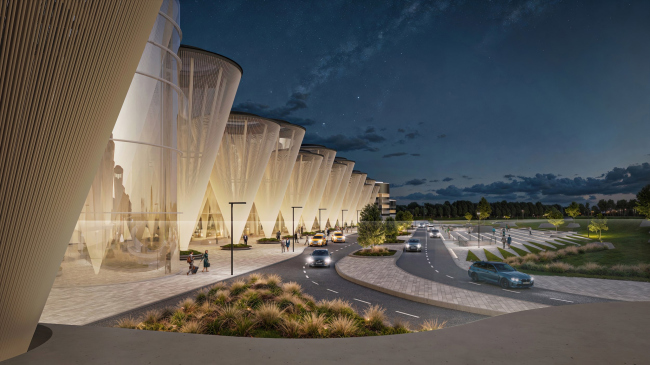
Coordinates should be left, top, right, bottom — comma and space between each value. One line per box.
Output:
544, 207, 564, 231
395, 210, 413, 231
358, 204, 385, 248
464, 212, 473, 224
636, 184, 650, 220
383, 217, 399, 243
565, 201, 581, 220
477, 197, 492, 221
588, 214, 608, 242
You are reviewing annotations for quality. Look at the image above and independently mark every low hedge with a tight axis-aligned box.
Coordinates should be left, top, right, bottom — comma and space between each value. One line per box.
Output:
220, 244, 252, 249
354, 249, 396, 257
257, 238, 280, 243
181, 249, 202, 256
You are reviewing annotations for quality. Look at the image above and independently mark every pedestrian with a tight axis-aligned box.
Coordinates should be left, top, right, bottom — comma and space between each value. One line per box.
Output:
186, 253, 194, 275
276, 231, 281, 241
285, 238, 290, 252
507, 235, 512, 248
502, 228, 505, 237
243, 234, 248, 245
281, 239, 285, 253
294, 233, 298, 242
501, 236, 506, 249
202, 250, 210, 272
528, 227, 532, 235
492, 227, 496, 236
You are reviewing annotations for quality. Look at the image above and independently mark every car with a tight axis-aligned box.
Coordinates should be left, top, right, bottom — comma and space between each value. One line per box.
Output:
309, 233, 327, 246
403, 238, 422, 252
331, 231, 345, 243
467, 261, 534, 289
429, 229, 441, 238
307, 249, 332, 267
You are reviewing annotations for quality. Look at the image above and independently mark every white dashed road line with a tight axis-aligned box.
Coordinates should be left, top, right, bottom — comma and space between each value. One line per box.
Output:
305, 275, 309, 279
395, 311, 420, 318
550, 298, 573, 303
303, 270, 306, 273
435, 270, 439, 273
312, 281, 319, 285
445, 275, 453, 279
468, 282, 481, 286
502, 289, 520, 294
353, 298, 371, 305
327, 289, 338, 293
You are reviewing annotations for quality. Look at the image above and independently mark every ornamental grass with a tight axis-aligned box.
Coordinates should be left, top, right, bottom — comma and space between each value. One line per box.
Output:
115, 274, 447, 338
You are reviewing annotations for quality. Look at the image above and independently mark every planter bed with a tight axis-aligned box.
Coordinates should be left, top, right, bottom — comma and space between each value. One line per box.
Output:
353, 249, 396, 257
220, 244, 252, 250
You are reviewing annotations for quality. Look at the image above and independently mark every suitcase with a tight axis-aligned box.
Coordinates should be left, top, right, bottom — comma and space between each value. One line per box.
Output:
191, 265, 199, 274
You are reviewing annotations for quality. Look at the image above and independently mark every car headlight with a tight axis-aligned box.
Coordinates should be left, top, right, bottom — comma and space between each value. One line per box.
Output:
417, 244, 421, 247
530, 277, 534, 282
510, 277, 519, 282
325, 257, 331, 263
405, 243, 409, 248
307, 257, 313, 262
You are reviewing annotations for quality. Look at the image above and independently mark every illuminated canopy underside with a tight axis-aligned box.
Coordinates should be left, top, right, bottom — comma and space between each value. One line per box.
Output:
279, 151, 323, 233
299, 145, 336, 230
318, 161, 348, 230
327, 159, 355, 228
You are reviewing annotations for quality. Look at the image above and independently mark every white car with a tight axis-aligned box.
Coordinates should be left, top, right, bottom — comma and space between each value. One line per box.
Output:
429, 229, 441, 238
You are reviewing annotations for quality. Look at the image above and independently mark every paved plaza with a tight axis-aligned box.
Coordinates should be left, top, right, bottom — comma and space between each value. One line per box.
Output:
40, 241, 307, 325
336, 245, 548, 316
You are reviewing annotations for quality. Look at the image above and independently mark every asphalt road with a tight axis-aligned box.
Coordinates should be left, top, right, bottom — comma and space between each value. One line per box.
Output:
94, 232, 486, 328
397, 226, 612, 306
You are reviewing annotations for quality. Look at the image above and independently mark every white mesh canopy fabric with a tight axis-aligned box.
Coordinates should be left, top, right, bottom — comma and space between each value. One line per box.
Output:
368, 184, 380, 206
279, 151, 323, 234
299, 145, 336, 230
326, 159, 355, 228
342, 172, 365, 225
177, 46, 242, 250
253, 121, 305, 237
355, 179, 376, 217
318, 161, 348, 230
209, 113, 280, 243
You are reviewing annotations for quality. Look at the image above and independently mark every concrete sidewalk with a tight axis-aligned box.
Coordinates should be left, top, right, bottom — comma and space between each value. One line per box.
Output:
40, 242, 308, 325
336, 245, 547, 316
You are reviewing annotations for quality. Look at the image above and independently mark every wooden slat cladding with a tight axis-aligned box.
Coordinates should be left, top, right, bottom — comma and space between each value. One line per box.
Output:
0, 0, 162, 360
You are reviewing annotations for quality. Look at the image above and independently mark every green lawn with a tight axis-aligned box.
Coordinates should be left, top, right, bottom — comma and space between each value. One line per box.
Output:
484, 249, 503, 262
466, 250, 480, 262
523, 244, 542, 254
544, 241, 567, 250
497, 247, 516, 259
527, 241, 555, 251
510, 246, 529, 256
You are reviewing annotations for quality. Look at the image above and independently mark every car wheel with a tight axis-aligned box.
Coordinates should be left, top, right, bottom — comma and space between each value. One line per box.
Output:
471, 273, 479, 282
500, 278, 510, 289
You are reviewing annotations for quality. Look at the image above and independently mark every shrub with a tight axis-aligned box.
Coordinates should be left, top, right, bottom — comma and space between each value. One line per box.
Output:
547, 262, 573, 273
420, 319, 446, 331
232, 316, 257, 336
252, 278, 269, 289
577, 262, 606, 275
391, 317, 410, 334
116, 317, 138, 329
240, 289, 263, 309
537, 251, 557, 262
170, 309, 187, 327
363, 305, 386, 331
265, 274, 282, 288
229, 280, 248, 296
247, 273, 262, 284
179, 298, 197, 313
216, 305, 242, 329
282, 281, 302, 296
160, 306, 175, 320
300, 293, 316, 309
195, 289, 208, 304
180, 320, 205, 334
214, 290, 231, 305
562, 246, 579, 255
300, 313, 327, 337
329, 316, 358, 337
208, 282, 227, 298
279, 318, 301, 337
255, 303, 283, 329
142, 309, 162, 325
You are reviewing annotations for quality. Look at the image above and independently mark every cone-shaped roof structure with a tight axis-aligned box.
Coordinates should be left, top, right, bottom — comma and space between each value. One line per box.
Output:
299, 145, 337, 230
345, 172, 367, 225
341, 171, 365, 225
355, 178, 377, 216
318, 161, 348, 230
326, 158, 355, 228
279, 150, 324, 234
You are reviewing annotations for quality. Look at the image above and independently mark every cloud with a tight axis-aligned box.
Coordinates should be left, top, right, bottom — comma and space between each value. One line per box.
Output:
404, 178, 427, 186
306, 134, 379, 152
432, 179, 439, 182
462, 175, 473, 179
397, 128, 405, 133
404, 131, 419, 140
504, 174, 515, 180
442, 177, 453, 182
411, 153, 420, 157
235, 92, 317, 126
382, 152, 408, 158
437, 134, 446, 139
359, 127, 386, 143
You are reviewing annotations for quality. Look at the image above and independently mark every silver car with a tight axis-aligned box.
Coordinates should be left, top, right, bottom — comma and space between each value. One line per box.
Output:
403, 238, 422, 252
429, 229, 441, 238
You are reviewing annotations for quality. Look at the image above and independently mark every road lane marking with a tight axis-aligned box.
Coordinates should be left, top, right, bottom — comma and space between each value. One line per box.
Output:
468, 282, 481, 286
395, 311, 420, 318
303, 270, 306, 273
502, 289, 520, 293
550, 298, 573, 303
435, 270, 439, 273
327, 289, 338, 293
447, 248, 458, 259
312, 281, 319, 285
305, 275, 309, 278
353, 298, 371, 305
445, 275, 453, 279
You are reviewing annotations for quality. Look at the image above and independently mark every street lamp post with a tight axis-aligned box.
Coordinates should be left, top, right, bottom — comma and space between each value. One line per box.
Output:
341, 209, 347, 232
292, 206, 302, 252
476, 210, 480, 247
319, 208, 327, 233
229, 202, 246, 275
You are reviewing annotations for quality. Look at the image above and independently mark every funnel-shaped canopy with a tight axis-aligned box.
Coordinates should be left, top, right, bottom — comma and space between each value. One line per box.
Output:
326, 158, 355, 228
253, 120, 305, 237
209, 112, 280, 243
177, 46, 242, 250
342, 171, 365, 225
300, 145, 336, 231
355, 179, 376, 216
368, 184, 380, 206
280, 150, 323, 234
316, 161, 348, 230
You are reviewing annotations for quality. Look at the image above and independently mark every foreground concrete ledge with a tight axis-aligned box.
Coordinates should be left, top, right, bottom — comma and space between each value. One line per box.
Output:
4, 301, 649, 365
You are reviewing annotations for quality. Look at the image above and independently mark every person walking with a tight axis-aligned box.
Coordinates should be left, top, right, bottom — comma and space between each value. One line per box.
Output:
276, 231, 281, 241
281, 239, 285, 253
201, 250, 210, 272
507, 235, 512, 249
285, 238, 290, 252
501, 236, 506, 249
186, 253, 194, 275
528, 227, 532, 235
243, 234, 248, 246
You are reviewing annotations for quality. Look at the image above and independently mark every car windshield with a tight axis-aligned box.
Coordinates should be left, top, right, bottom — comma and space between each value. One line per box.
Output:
432, 230, 439, 233
334, 233, 342, 236
313, 234, 323, 239
494, 263, 516, 272
408, 239, 419, 243
313, 250, 328, 255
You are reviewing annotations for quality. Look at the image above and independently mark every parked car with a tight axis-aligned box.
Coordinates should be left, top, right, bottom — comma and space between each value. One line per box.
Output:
331, 231, 346, 243
429, 229, 441, 238
467, 261, 534, 289
403, 238, 422, 252
307, 249, 332, 267
309, 233, 327, 246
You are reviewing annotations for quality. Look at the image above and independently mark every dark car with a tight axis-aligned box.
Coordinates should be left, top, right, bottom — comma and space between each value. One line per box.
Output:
403, 238, 422, 252
467, 261, 534, 289
307, 249, 332, 267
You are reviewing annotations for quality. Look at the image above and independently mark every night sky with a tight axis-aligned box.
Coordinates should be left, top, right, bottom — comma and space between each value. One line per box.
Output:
180, 0, 650, 204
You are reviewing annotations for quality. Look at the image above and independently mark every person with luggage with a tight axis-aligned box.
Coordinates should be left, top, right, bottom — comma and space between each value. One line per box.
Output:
186, 254, 194, 275
201, 250, 210, 273
507, 235, 512, 249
